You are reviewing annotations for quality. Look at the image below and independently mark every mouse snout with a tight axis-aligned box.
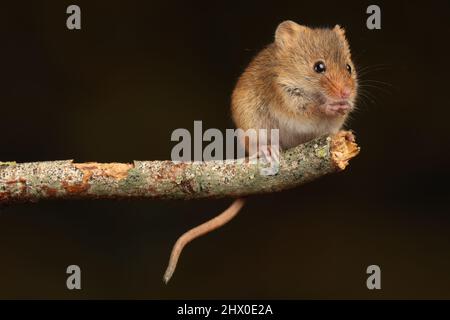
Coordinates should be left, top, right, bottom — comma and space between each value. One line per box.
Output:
339, 87, 352, 99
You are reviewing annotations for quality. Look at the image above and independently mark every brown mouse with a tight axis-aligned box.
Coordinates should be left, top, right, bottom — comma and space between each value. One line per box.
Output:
164, 20, 358, 283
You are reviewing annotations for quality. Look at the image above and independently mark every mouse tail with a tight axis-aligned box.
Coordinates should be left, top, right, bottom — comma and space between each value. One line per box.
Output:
163, 198, 246, 284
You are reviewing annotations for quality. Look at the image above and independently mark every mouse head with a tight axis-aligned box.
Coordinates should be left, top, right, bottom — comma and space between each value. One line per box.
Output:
274, 20, 358, 117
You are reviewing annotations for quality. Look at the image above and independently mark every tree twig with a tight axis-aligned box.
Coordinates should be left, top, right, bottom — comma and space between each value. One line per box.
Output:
0, 131, 359, 204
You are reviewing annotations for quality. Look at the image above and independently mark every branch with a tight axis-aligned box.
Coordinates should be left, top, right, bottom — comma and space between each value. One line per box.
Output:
0, 131, 359, 205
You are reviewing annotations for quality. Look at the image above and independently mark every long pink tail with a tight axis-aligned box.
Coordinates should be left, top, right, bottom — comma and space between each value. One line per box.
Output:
163, 198, 246, 283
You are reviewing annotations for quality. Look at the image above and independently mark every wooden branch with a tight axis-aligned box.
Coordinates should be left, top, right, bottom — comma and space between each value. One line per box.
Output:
0, 131, 359, 205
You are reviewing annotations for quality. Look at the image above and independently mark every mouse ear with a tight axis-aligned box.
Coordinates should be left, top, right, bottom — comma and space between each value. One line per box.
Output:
275, 20, 306, 48
333, 24, 347, 40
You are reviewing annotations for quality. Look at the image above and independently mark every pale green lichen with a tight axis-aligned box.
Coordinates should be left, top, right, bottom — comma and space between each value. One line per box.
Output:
118, 166, 147, 194
315, 145, 329, 158
0, 161, 17, 166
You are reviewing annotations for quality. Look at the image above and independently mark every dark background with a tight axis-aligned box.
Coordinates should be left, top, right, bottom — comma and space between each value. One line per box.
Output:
1, 0, 449, 299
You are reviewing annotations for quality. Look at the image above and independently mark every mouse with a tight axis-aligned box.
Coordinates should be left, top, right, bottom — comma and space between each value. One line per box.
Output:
163, 20, 358, 283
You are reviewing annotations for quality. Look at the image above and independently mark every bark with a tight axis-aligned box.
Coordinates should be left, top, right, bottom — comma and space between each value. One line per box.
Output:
0, 131, 359, 204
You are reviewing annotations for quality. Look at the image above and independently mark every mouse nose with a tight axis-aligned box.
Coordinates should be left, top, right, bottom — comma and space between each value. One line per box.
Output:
340, 87, 352, 99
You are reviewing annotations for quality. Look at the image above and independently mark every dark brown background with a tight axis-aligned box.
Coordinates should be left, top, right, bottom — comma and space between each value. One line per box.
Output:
1, 0, 449, 298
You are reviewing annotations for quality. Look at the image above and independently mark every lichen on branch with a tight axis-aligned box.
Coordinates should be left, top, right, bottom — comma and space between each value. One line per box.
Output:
0, 131, 359, 204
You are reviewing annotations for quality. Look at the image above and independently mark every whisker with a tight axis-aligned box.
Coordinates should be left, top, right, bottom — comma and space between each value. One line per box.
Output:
358, 84, 393, 95
359, 79, 394, 87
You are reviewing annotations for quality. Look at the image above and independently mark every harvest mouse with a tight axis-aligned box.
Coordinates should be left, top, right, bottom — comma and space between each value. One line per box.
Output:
164, 20, 358, 283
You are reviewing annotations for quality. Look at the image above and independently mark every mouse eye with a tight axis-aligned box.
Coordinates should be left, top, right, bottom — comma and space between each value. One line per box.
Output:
313, 61, 326, 73
346, 64, 352, 74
